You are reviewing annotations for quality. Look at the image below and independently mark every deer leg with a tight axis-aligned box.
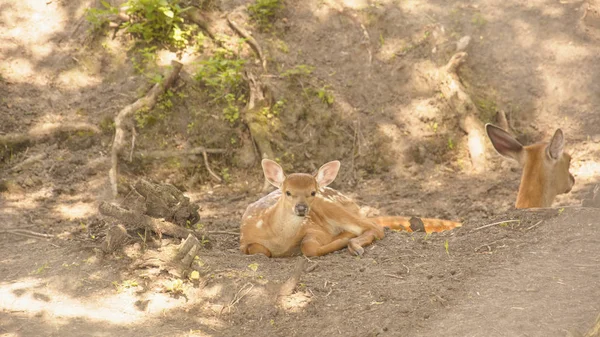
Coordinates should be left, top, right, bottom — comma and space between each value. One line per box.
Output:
347, 229, 384, 256
245, 243, 272, 257
301, 232, 356, 257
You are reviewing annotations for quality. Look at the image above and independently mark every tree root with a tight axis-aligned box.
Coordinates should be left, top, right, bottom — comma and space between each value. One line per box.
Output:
227, 14, 267, 72
438, 52, 490, 173
109, 60, 183, 199
98, 202, 201, 240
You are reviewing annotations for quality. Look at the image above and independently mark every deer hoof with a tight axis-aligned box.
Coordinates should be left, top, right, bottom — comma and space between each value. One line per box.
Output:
348, 241, 364, 256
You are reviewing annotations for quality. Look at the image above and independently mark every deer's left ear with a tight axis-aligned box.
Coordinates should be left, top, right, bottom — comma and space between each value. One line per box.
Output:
315, 161, 340, 187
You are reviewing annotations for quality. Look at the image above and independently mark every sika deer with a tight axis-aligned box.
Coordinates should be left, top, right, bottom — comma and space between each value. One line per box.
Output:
240, 159, 462, 258
485, 124, 575, 208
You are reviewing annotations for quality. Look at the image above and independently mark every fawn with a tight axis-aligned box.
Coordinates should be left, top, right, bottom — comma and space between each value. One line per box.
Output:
485, 124, 575, 208
240, 159, 462, 258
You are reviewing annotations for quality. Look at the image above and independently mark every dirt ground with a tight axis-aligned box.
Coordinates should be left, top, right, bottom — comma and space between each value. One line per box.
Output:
1, 0, 600, 336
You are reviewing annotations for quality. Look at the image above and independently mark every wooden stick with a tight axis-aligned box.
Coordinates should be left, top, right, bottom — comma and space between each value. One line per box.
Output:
109, 60, 183, 199
471, 219, 520, 232
203, 150, 222, 183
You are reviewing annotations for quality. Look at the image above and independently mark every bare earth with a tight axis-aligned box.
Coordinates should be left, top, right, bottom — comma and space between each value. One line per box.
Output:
1, 0, 600, 337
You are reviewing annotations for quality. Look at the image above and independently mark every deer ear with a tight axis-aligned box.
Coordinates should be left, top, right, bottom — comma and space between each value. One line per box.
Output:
315, 161, 341, 187
547, 129, 564, 160
486, 123, 524, 163
262, 159, 286, 188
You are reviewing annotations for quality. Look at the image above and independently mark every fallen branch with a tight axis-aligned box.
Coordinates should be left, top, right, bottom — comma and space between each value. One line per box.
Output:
471, 219, 520, 232
98, 201, 200, 239
227, 14, 267, 72
438, 52, 490, 173
109, 60, 183, 199
0, 229, 54, 239
207, 230, 240, 236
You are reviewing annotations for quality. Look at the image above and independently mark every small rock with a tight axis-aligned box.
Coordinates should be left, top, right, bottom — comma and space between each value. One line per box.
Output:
456, 36, 471, 51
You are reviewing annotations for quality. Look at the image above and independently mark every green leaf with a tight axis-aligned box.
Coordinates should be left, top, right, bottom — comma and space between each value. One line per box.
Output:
248, 263, 259, 272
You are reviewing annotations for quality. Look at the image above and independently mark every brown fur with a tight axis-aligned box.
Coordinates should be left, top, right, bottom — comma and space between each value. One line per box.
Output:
240, 160, 462, 258
486, 124, 575, 208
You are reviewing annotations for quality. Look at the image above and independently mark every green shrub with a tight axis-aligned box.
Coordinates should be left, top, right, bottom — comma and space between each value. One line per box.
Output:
248, 0, 283, 31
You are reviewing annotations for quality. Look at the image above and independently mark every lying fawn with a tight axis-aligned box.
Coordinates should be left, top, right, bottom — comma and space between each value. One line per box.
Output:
240, 159, 462, 258
485, 124, 575, 208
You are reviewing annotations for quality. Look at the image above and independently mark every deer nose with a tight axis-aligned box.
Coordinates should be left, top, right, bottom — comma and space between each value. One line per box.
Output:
294, 204, 309, 216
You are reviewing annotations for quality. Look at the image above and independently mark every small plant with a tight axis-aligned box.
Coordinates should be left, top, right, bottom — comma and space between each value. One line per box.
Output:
280, 64, 314, 79
195, 48, 247, 123
221, 168, 231, 183
248, 0, 283, 31
86, 1, 118, 32
121, 0, 196, 49
248, 262, 259, 272
444, 239, 450, 256
447, 138, 455, 150
316, 86, 334, 106
113, 279, 139, 293
164, 278, 184, 295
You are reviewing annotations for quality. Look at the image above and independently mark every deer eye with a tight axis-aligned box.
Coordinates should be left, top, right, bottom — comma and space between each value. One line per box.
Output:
286, 191, 292, 197
310, 191, 316, 197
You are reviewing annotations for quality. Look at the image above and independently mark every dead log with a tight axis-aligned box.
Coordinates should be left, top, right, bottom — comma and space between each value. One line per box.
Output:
98, 201, 201, 240
109, 60, 183, 199
438, 52, 490, 173
100, 224, 130, 253
133, 179, 200, 227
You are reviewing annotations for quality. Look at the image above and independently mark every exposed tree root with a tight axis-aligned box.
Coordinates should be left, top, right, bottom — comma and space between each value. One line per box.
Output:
438, 52, 490, 173
99, 201, 201, 240
278, 258, 308, 297
227, 13, 267, 71
109, 60, 183, 199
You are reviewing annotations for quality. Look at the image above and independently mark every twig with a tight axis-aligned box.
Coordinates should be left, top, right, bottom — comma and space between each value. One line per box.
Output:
0, 229, 54, 239
129, 126, 136, 162
471, 219, 520, 232
223, 282, 254, 314
203, 151, 222, 183
402, 263, 410, 274
384, 273, 403, 279
109, 60, 183, 199
227, 14, 267, 71
526, 220, 543, 231
136, 147, 227, 159
207, 230, 239, 236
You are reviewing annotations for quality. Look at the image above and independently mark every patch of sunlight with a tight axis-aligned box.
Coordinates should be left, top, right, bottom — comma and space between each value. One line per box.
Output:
542, 39, 591, 64
341, 0, 369, 10
540, 5, 565, 18
56, 69, 102, 88
0, 188, 53, 213
155, 49, 196, 67
376, 37, 407, 62
279, 292, 311, 313
0, 278, 182, 325
55, 202, 96, 220
5, 0, 65, 42
573, 160, 600, 179
3, 58, 35, 81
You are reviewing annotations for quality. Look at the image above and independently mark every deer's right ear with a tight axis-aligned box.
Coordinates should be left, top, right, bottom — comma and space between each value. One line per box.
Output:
486, 123, 524, 163
262, 159, 286, 188
315, 160, 341, 187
